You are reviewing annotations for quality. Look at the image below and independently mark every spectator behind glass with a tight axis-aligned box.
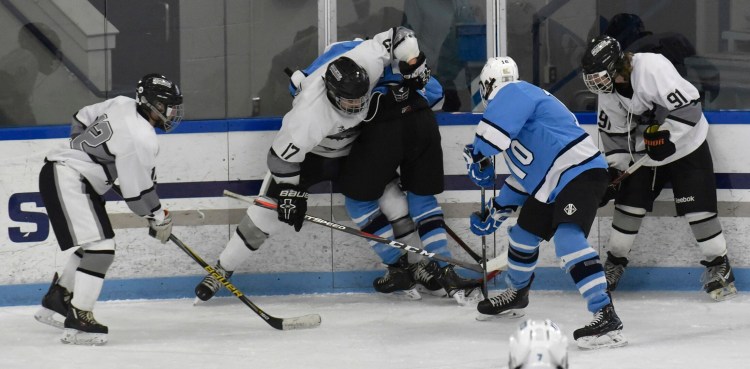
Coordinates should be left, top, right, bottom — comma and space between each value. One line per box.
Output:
0, 22, 62, 127
604, 13, 720, 104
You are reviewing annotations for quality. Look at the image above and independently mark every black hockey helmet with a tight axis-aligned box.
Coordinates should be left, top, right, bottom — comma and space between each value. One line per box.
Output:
322, 56, 370, 114
581, 35, 624, 94
136, 73, 184, 132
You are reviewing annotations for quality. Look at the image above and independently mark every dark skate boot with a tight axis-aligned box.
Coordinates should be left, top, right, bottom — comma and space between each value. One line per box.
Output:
476, 274, 534, 320
604, 251, 629, 292
573, 303, 627, 349
34, 272, 72, 329
61, 305, 108, 345
700, 254, 737, 301
425, 261, 483, 305
409, 259, 445, 297
195, 261, 234, 301
373, 254, 420, 300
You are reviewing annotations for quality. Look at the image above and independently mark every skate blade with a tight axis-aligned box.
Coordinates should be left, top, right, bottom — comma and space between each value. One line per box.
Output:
61, 328, 107, 346
475, 308, 525, 321
576, 330, 628, 350
416, 285, 447, 297
709, 283, 738, 302
378, 288, 422, 301
34, 307, 65, 329
453, 289, 484, 306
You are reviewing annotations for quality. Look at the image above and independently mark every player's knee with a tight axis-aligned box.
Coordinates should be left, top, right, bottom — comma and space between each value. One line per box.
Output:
508, 225, 543, 251
236, 215, 269, 251
390, 215, 416, 240
345, 197, 381, 227
406, 192, 442, 222
553, 223, 597, 270
378, 179, 409, 221
79, 239, 115, 275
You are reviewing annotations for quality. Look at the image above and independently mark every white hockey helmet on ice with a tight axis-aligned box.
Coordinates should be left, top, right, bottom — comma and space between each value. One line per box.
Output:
508, 319, 569, 369
478, 56, 519, 107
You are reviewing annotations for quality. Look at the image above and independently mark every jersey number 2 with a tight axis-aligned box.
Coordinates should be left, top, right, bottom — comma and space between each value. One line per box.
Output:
71, 116, 113, 150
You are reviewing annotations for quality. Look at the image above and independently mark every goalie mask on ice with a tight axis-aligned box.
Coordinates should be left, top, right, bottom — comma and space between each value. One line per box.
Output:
478, 56, 519, 107
323, 56, 370, 114
581, 35, 624, 95
509, 319, 569, 369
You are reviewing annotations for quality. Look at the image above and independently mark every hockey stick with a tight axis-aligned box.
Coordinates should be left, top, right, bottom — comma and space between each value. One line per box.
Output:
168, 234, 321, 330
479, 187, 489, 299
435, 224, 504, 282
223, 190, 484, 273
611, 155, 649, 187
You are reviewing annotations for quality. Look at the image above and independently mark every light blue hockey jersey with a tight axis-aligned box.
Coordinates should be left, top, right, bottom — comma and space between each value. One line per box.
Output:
473, 81, 606, 203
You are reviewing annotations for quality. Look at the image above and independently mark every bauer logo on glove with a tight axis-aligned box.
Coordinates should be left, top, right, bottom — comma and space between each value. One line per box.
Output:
643, 124, 676, 161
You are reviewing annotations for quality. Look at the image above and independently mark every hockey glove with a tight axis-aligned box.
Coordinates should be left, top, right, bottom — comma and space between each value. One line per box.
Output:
599, 167, 623, 207
463, 144, 494, 188
148, 209, 173, 244
470, 199, 513, 236
400, 51, 430, 90
276, 184, 308, 232
643, 124, 676, 161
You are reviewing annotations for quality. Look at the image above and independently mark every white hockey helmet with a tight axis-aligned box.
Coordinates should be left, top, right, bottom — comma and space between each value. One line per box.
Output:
478, 56, 519, 106
508, 319, 569, 369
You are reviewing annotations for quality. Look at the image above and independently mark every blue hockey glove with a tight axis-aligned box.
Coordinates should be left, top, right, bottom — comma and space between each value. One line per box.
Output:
463, 144, 494, 188
470, 199, 513, 236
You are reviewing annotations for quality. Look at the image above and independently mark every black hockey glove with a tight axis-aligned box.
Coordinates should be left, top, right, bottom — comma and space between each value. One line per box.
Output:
400, 51, 430, 90
276, 184, 308, 232
599, 167, 623, 207
643, 124, 676, 161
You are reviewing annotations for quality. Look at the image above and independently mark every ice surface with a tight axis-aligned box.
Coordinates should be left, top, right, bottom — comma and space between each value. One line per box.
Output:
1, 291, 748, 369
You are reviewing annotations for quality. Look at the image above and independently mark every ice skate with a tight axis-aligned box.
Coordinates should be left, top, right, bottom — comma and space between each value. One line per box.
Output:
194, 261, 234, 302
61, 305, 108, 346
573, 303, 627, 349
604, 251, 629, 292
700, 255, 737, 302
476, 275, 534, 321
424, 261, 483, 305
409, 259, 446, 297
34, 272, 71, 329
373, 254, 420, 300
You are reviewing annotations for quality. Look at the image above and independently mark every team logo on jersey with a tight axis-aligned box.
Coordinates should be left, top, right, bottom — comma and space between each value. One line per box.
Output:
564, 203, 577, 215
392, 86, 409, 102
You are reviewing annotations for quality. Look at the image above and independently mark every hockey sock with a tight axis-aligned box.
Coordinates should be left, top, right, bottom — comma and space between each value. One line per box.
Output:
407, 193, 450, 267
71, 239, 115, 311
58, 248, 84, 290
685, 212, 727, 259
346, 197, 401, 264
569, 256, 610, 313
506, 225, 542, 289
608, 205, 646, 257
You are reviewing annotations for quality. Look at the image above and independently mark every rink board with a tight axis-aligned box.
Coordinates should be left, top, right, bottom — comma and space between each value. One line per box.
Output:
1, 112, 749, 305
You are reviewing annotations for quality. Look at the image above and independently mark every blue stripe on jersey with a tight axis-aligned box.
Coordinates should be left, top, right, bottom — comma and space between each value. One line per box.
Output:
530, 132, 587, 196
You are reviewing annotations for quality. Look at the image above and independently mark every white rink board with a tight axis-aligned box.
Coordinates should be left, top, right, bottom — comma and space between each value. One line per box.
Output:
1, 123, 749, 287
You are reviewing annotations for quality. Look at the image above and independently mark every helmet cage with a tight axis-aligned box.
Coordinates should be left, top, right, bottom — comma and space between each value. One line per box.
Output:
330, 93, 370, 114
583, 70, 614, 94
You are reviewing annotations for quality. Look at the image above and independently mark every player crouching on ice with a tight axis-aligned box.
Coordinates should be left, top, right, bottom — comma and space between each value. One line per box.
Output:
464, 56, 627, 349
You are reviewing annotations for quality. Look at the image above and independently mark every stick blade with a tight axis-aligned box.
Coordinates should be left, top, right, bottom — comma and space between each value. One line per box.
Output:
280, 314, 322, 330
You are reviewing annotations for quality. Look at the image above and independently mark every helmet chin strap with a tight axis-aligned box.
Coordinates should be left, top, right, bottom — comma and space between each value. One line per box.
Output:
142, 99, 169, 127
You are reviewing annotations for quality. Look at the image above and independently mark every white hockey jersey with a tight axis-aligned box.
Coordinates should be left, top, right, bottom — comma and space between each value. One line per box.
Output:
268, 29, 411, 185
46, 96, 164, 218
597, 53, 708, 170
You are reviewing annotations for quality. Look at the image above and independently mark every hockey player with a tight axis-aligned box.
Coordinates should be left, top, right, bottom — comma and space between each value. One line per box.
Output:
34, 74, 183, 345
581, 35, 736, 301
194, 28, 429, 302
465, 56, 626, 349
339, 30, 482, 303
508, 319, 569, 369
